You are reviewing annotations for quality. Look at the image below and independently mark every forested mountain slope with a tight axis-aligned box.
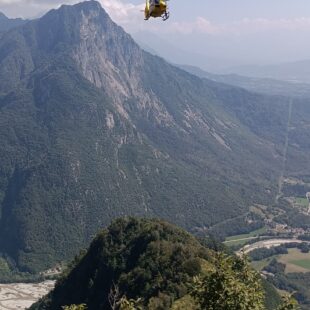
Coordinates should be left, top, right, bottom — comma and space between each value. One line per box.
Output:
30, 218, 282, 310
0, 1, 293, 272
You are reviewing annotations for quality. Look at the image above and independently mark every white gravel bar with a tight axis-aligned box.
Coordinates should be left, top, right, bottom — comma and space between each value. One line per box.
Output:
0, 280, 55, 310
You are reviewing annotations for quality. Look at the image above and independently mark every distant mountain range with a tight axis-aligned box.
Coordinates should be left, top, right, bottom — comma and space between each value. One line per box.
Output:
225, 60, 310, 84
132, 32, 236, 74
134, 32, 310, 84
0, 1, 310, 274
179, 64, 310, 98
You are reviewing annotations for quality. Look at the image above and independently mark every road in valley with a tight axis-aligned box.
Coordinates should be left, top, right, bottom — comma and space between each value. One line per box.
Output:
240, 238, 309, 254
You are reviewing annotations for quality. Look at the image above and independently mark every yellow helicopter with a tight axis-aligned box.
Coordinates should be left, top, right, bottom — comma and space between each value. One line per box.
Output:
144, 0, 170, 21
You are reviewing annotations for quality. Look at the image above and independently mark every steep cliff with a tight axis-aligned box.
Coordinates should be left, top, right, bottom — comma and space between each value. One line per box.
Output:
0, 1, 287, 272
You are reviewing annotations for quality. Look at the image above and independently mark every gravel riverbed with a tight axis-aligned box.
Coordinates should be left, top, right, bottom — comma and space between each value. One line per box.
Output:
0, 280, 55, 310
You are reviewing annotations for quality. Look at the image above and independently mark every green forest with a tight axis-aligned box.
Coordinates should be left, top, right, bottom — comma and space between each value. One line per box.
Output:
31, 218, 294, 310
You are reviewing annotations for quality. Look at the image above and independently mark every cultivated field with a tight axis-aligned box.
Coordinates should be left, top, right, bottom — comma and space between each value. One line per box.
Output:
278, 249, 310, 273
224, 227, 267, 246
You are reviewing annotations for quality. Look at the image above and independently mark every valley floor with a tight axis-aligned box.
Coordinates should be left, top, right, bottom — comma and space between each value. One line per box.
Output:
0, 280, 55, 310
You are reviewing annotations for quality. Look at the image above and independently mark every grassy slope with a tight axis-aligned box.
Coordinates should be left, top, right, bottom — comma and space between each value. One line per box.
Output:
225, 227, 267, 242
278, 249, 310, 273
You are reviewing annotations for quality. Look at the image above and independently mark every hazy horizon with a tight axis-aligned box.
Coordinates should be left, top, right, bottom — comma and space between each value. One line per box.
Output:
1, 0, 310, 70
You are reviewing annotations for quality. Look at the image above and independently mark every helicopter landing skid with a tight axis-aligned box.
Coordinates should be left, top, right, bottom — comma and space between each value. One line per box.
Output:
162, 11, 170, 21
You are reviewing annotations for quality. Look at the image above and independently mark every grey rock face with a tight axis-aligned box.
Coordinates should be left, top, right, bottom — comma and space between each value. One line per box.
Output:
0, 1, 289, 272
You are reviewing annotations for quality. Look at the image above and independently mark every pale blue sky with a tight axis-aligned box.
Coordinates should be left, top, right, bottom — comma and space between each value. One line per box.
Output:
1, 0, 310, 68
2, 0, 310, 21
129, 0, 310, 68
128, 0, 310, 21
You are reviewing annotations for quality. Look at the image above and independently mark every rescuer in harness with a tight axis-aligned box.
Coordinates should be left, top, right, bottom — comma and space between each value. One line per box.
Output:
144, 0, 170, 21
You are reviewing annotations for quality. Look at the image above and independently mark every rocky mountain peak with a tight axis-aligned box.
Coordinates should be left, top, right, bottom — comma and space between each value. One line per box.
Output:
68, 1, 144, 98
0, 1, 290, 275
0, 12, 8, 20
0, 12, 26, 33
36, 1, 144, 106
45, 1, 170, 124
34, 1, 110, 50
